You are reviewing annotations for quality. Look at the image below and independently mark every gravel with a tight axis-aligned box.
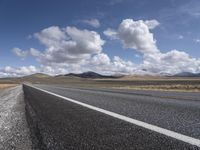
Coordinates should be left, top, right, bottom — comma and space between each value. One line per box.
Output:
0, 86, 32, 150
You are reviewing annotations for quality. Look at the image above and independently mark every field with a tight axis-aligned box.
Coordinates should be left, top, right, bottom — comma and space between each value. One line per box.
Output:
94, 78, 200, 92
0, 74, 200, 92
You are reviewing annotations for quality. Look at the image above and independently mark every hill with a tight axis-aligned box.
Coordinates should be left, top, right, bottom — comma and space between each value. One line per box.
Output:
23, 73, 52, 78
64, 71, 119, 79
173, 72, 200, 77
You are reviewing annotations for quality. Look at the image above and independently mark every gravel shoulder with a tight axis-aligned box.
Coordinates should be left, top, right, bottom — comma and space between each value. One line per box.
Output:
0, 86, 32, 150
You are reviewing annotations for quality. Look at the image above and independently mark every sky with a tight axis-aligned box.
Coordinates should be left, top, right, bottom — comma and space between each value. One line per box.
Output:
0, 0, 200, 77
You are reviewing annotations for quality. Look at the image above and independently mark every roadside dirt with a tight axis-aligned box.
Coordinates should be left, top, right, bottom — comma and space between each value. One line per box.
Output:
0, 84, 18, 89
0, 86, 32, 150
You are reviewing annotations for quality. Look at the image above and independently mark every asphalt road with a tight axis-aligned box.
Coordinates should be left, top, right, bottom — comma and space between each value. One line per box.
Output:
23, 84, 200, 150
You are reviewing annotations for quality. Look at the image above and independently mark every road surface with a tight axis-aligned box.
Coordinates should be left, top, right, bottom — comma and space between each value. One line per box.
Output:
23, 84, 200, 150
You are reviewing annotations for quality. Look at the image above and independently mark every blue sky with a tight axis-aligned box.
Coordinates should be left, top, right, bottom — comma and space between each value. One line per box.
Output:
0, 0, 200, 76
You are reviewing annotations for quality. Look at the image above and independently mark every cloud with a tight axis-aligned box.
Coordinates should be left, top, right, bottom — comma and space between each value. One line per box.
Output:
118, 19, 159, 54
144, 20, 160, 29
0, 66, 38, 77
10, 26, 106, 71
103, 28, 118, 40
29, 48, 41, 57
104, 18, 200, 74
84, 53, 136, 75
12, 47, 41, 59
90, 53, 111, 66
105, 19, 160, 54
0, 65, 80, 77
0, 52, 136, 77
178, 35, 184, 39
111, 56, 136, 74
34, 26, 67, 47
194, 38, 200, 43
6, 26, 124, 77
4, 18, 200, 77
142, 50, 200, 74
12, 48, 29, 58
82, 19, 100, 28
32, 26, 105, 65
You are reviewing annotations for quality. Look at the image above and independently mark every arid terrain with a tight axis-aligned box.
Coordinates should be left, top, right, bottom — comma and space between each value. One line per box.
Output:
1, 73, 200, 149
0, 84, 18, 89
0, 73, 200, 92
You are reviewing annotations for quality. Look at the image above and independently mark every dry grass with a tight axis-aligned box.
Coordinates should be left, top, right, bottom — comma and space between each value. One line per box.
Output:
0, 75, 200, 92
0, 84, 18, 89
118, 75, 200, 81
114, 84, 200, 92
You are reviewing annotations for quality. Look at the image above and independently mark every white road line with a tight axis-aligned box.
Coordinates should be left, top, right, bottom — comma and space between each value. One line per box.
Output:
26, 84, 200, 147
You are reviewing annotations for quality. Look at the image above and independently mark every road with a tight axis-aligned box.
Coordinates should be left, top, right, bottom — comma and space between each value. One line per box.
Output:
23, 84, 200, 150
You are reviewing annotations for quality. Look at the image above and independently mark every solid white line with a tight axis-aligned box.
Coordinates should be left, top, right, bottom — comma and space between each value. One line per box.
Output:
26, 84, 200, 147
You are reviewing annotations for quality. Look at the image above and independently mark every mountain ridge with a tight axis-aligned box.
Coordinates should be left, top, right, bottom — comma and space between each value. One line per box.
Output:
64, 71, 121, 79
173, 72, 200, 77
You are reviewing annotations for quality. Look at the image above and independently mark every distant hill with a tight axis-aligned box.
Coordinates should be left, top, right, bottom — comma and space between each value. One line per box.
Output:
23, 73, 51, 78
64, 71, 120, 79
173, 72, 200, 77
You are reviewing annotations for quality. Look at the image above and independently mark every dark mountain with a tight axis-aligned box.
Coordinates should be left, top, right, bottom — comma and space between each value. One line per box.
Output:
64, 71, 120, 79
173, 72, 200, 77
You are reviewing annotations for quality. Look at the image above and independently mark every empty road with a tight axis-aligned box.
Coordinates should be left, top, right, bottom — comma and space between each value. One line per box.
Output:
23, 84, 200, 150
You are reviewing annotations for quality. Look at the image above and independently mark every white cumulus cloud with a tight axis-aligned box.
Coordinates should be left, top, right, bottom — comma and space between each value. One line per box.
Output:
3, 18, 200, 77
32, 26, 105, 65
104, 18, 200, 74
0, 66, 38, 77
104, 19, 159, 54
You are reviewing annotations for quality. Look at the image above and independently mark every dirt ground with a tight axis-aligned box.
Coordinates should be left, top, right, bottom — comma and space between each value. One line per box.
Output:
0, 84, 18, 89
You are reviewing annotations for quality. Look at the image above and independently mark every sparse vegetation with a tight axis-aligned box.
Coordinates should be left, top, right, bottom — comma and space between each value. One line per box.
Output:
114, 84, 200, 92
0, 73, 200, 92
